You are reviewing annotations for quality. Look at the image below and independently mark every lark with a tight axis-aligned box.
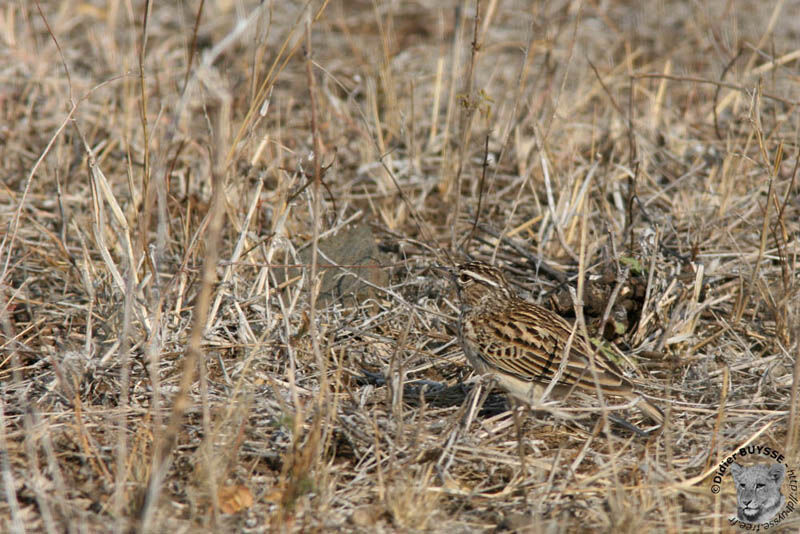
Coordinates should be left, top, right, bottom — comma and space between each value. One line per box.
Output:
454, 261, 663, 427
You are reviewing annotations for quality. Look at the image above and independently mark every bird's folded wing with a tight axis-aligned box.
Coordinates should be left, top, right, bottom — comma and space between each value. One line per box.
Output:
469, 306, 633, 393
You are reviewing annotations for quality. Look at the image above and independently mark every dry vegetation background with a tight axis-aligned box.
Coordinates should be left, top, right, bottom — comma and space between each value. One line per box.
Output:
1, 0, 800, 532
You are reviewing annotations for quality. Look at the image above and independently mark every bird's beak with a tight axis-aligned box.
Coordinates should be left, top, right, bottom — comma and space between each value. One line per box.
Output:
431, 263, 456, 280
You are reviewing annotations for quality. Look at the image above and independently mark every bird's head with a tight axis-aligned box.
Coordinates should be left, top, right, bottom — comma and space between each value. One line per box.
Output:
454, 261, 515, 308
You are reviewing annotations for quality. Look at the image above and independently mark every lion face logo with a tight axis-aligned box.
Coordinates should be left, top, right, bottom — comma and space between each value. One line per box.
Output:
730, 462, 787, 524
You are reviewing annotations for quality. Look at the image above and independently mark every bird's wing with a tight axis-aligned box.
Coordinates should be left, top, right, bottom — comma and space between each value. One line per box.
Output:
467, 303, 633, 394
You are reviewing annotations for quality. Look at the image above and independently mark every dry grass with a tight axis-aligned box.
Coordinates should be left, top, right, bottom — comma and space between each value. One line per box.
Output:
1, 0, 799, 532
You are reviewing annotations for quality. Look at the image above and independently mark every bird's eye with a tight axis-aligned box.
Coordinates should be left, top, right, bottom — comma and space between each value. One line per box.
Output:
458, 273, 471, 284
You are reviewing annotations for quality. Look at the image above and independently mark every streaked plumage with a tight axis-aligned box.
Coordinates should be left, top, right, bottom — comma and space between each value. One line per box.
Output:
455, 261, 663, 426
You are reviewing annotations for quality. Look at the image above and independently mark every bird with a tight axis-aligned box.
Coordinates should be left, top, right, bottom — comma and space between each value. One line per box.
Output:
453, 260, 663, 428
